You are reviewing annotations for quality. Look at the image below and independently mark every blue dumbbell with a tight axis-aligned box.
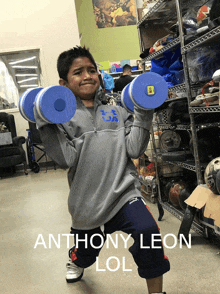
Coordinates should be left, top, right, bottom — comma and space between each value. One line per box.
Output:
121, 72, 168, 113
19, 86, 77, 124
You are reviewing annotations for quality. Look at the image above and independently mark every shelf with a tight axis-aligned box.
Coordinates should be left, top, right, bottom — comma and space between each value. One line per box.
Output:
163, 159, 209, 172
189, 105, 220, 113
141, 37, 180, 63
154, 121, 220, 130
168, 83, 186, 93
164, 160, 203, 172
154, 123, 190, 130
182, 26, 220, 53
196, 122, 220, 130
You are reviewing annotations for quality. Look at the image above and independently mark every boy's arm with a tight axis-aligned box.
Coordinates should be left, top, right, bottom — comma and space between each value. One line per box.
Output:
124, 107, 154, 159
34, 110, 78, 169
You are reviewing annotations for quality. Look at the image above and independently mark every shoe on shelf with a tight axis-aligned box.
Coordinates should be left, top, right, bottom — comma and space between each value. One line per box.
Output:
208, 87, 219, 93
66, 259, 84, 283
190, 96, 204, 106
213, 69, 220, 82
190, 92, 219, 106
199, 96, 219, 107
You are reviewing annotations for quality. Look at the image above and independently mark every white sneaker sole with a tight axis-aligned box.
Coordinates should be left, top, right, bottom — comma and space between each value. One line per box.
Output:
66, 270, 84, 283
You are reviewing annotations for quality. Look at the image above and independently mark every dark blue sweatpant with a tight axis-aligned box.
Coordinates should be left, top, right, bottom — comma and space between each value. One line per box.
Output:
69, 197, 170, 279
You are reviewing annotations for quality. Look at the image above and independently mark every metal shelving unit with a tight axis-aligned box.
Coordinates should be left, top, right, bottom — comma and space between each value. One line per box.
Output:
137, 0, 220, 239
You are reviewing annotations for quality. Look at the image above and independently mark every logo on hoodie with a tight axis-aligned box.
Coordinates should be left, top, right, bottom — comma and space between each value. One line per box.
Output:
100, 109, 120, 123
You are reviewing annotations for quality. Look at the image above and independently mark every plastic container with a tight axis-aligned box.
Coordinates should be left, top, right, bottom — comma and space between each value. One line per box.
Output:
187, 44, 220, 83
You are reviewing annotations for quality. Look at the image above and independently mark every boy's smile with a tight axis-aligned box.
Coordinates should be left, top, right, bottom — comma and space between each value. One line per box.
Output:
59, 57, 100, 105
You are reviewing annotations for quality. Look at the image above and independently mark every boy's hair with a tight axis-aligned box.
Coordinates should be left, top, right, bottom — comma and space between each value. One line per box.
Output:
57, 46, 97, 82
123, 64, 132, 73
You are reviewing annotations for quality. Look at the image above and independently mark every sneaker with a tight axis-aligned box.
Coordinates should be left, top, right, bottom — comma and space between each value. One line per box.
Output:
190, 92, 219, 106
199, 96, 219, 107
66, 259, 84, 283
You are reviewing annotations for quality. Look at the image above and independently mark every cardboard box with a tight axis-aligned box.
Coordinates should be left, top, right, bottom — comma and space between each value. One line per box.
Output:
0, 132, 12, 145
185, 185, 220, 227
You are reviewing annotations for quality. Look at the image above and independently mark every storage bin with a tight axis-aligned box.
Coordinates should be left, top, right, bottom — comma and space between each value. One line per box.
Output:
187, 44, 220, 83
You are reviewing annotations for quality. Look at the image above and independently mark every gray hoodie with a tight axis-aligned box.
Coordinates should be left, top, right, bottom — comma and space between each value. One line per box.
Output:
35, 90, 154, 230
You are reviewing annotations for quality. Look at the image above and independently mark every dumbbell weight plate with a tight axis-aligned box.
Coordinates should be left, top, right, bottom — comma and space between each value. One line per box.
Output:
121, 83, 134, 113
19, 87, 44, 123
34, 86, 77, 124
129, 72, 168, 109
160, 130, 182, 152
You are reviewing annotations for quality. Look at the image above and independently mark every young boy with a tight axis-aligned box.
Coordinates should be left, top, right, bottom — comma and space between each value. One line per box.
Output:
34, 46, 170, 294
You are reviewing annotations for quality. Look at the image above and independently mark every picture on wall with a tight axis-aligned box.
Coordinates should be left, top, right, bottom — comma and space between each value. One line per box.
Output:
93, 0, 137, 28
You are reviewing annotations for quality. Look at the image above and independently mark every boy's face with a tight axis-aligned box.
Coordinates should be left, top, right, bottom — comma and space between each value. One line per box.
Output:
59, 57, 100, 101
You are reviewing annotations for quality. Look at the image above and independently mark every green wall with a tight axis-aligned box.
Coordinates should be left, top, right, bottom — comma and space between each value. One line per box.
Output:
74, 0, 141, 63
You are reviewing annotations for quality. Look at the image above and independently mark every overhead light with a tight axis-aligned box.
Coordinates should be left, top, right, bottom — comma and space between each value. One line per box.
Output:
11, 65, 38, 69
15, 74, 38, 77
19, 84, 38, 88
9, 56, 37, 65
17, 77, 38, 84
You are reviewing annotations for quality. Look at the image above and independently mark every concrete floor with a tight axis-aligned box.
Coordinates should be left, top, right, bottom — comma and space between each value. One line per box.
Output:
1, 168, 220, 294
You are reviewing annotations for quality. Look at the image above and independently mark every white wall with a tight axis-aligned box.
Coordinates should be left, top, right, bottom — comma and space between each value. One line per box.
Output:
0, 0, 80, 139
